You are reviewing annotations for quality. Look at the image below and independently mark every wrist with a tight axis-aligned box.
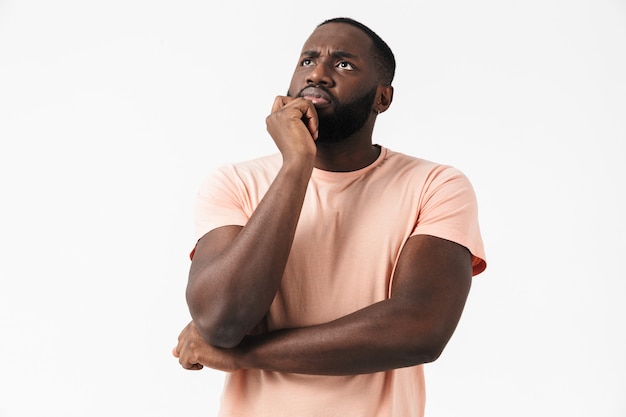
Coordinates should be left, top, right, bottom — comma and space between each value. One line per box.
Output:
235, 335, 260, 371
281, 152, 315, 171
279, 156, 315, 184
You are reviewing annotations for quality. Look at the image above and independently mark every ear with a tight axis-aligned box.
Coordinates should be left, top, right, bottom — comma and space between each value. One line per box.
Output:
375, 85, 394, 114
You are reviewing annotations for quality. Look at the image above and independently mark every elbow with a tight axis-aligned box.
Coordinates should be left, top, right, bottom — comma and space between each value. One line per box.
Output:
405, 344, 446, 366
418, 343, 446, 364
404, 331, 451, 365
192, 315, 247, 348
186, 292, 248, 348
186, 285, 247, 348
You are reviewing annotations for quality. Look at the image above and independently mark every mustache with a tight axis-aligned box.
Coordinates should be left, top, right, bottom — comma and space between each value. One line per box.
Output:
288, 85, 337, 102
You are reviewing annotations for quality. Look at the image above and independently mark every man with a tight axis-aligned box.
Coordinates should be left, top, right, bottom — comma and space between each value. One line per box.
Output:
173, 17, 486, 417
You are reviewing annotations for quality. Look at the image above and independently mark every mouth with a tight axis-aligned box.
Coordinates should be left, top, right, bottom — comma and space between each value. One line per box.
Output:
299, 86, 332, 107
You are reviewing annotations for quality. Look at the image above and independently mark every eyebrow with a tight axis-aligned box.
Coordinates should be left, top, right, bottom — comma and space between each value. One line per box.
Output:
300, 50, 359, 60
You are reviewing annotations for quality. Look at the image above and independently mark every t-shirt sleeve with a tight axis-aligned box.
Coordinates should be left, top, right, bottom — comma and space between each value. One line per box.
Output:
193, 165, 249, 242
411, 166, 487, 276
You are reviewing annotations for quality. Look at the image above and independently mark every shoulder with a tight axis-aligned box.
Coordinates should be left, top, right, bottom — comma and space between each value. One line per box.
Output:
378, 147, 471, 189
215, 153, 282, 178
203, 153, 282, 187
382, 149, 485, 275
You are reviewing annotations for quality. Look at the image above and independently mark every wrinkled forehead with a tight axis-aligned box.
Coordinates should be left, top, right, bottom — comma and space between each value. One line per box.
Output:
301, 22, 373, 56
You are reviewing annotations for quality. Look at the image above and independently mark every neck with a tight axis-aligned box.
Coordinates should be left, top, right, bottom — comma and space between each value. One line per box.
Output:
314, 115, 381, 172
314, 132, 380, 172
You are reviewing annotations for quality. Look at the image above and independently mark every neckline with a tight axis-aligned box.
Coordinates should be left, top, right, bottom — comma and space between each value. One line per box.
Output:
311, 145, 387, 180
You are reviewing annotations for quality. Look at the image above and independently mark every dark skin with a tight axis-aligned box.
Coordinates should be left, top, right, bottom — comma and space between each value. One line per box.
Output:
173, 22, 473, 375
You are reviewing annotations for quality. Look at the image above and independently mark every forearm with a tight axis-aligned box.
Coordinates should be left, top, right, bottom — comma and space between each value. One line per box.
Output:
237, 298, 448, 375
187, 158, 314, 347
176, 236, 473, 375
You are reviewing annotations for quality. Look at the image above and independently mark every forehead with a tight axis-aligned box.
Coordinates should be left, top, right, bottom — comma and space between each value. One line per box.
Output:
301, 23, 373, 57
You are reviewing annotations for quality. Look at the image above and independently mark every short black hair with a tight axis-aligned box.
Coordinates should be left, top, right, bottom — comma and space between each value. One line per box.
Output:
318, 17, 396, 85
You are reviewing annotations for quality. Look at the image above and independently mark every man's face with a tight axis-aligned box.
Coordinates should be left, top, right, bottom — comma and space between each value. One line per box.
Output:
287, 23, 380, 143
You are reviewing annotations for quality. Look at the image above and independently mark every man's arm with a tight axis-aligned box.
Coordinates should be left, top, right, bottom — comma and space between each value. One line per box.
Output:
186, 96, 319, 348
175, 234, 473, 374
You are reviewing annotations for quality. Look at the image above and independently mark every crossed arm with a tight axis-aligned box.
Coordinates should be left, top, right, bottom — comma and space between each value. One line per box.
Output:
173, 95, 473, 375
174, 229, 472, 375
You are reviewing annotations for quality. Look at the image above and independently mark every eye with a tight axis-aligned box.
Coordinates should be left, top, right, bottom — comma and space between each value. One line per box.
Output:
301, 58, 313, 66
337, 61, 354, 70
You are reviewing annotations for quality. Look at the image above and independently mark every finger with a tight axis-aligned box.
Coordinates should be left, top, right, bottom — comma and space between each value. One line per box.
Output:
179, 351, 204, 370
271, 95, 295, 113
279, 98, 319, 137
177, 321, 191, 342
300, 102, 319, 140
181, 360, 203, 371
172, 346, 179, 358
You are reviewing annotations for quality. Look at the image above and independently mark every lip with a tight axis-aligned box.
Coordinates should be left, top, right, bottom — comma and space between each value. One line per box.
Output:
299, 86, 332, 107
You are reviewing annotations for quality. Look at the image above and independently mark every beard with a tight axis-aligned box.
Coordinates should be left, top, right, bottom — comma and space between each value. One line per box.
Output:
290, 86, 378, 143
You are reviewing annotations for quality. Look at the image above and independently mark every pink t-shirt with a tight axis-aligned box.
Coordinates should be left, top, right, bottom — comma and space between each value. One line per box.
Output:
193, 146, 486, 417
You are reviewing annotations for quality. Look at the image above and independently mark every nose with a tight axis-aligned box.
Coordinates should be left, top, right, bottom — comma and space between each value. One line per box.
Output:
306, 61, 334, 87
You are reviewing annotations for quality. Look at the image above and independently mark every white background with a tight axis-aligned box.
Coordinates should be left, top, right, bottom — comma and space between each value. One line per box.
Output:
1, 0, 625, 416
